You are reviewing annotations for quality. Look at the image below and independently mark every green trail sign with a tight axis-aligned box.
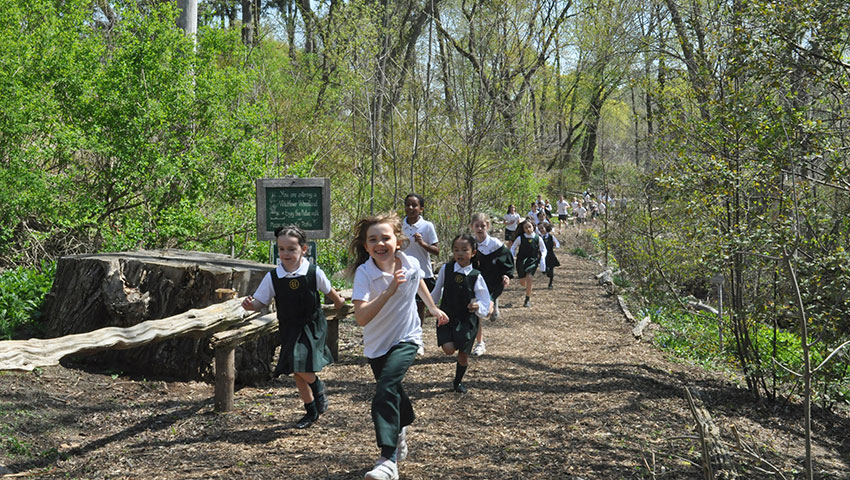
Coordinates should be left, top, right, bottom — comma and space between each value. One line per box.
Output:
256, 178, 330, 241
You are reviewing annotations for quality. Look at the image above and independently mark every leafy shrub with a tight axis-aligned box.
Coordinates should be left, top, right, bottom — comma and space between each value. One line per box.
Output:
0, 261, 55, 340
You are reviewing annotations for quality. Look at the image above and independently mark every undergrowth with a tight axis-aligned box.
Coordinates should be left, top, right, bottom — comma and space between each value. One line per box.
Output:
0, 261, 56, 340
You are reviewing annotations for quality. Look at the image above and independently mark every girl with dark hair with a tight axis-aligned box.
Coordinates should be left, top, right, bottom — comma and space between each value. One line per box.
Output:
430, 234, 491, 393
242, 225, 345, 429
509, 219, 547, 307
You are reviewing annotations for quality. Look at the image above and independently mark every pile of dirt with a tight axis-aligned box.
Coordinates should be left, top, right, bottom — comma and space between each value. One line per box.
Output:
1, 247, 848, 479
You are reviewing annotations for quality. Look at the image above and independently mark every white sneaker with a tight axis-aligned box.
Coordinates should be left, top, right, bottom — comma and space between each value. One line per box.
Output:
397, 426, 408, 462
364, 458, 398, 480
472, 341, 486, 356
416, 344, 424, 356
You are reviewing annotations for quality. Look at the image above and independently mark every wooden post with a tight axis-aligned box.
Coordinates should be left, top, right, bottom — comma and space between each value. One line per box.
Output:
326, 318, 339, 361
214, 346, 236, 412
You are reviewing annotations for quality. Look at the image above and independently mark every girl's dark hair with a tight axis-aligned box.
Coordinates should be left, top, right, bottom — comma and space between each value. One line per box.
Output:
519, 218, 534, 232
451, 233, 478, 254
345, 213, 408, 279
506, 204, 515, 214
274, 225, 307, 245
405, 193, 425, 208
544, 223, 554, 233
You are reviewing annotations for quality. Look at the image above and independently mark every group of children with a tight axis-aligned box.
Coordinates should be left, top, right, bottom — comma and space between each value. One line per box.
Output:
241, 193, 563, 480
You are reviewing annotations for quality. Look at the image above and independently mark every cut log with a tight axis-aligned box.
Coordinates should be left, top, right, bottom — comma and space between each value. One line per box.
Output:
0, 299, 246, 371
617, 295, 636, 323
632, 315, 652, 339
40, 249, 275, 383
688, 299, 719, 315
685, 387, 739, 479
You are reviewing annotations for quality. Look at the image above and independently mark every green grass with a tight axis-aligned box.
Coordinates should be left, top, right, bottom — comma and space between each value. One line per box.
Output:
646, 304, 850, 407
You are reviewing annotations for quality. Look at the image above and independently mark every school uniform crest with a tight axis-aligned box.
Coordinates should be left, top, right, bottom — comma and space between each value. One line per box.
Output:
454, 273, 465, 284
288, 279, 300, 290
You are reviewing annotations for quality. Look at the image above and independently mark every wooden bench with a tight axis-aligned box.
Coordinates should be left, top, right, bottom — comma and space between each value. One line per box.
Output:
0, 295, 354, 413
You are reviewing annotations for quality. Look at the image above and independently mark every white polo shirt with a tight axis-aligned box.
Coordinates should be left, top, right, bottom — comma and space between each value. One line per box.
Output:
503, 212, 521, 231
251, 258, 332, 306
557, 200, 569, 215
401, 216, 438, 279
430, 262, 491, 319
352, 251, 423, 358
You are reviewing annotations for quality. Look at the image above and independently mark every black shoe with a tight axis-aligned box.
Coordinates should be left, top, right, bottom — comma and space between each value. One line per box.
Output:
295, 412, 318, 429
523, 298, 530, 307
315, 392, 328, 414
453, 382, 467, 393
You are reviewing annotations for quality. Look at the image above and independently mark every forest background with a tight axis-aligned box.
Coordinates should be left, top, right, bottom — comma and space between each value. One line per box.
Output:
0, 0, 848, 468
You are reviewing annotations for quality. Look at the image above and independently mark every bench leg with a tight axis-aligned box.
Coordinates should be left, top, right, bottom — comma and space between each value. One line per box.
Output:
214, 346, 235, 412
326, 318, 339, 361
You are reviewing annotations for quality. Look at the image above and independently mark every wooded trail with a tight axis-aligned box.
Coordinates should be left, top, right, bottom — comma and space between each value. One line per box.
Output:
1, 250, 848, 479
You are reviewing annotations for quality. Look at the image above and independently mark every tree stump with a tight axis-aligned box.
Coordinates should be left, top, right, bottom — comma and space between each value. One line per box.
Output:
41, 249, 275, 384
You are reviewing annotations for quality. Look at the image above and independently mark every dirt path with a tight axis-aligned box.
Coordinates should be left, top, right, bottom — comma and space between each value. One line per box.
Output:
2, 250, 849, 479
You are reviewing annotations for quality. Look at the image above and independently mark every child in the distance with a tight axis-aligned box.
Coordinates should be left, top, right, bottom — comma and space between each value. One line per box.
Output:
242, 225, 345, 429
542, 223, 561, 289
510, 219, 547, 307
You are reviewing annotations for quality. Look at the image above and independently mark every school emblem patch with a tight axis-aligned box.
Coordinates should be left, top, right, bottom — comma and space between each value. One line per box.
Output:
289, 279, 300, 290
454, 273, 464, 284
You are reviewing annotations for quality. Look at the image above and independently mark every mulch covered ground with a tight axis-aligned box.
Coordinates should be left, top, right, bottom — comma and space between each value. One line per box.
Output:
2, 238, 849, 479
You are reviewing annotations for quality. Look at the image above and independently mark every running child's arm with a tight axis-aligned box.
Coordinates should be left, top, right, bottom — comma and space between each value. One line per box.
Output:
418, 279, 449, 326
316, 266, 346, 310
509, 238, 519, 257
241, 272, 273, 311
241, 296, 266, 311
414, 235, 440, 256
538, 237, 548, 272
429, 264, 447, 305
326, 288, 345, 310
468, 275, 491, 318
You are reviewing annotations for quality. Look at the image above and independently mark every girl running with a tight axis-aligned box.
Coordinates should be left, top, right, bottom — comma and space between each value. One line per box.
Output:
430, 234, 490, 392
242, 225, 345, 429
348, 213, 449, 480
470, 212, 514, 356
510, 219, 547, 307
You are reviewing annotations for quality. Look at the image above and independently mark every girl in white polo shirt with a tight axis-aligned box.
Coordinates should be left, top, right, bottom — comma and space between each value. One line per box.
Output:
401, 193, 439, 355
347, 213, 449, 480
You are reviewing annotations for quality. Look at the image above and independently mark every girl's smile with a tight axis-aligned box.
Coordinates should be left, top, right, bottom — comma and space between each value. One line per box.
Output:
404, 197, 423, 222
277, 235, 307, 272
365, 223, 399, 269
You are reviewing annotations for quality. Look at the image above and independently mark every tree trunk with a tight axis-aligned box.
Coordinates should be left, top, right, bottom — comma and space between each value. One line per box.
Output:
177, 0, 198, 39
41, 249, 275, 385
241, 0, 254, 46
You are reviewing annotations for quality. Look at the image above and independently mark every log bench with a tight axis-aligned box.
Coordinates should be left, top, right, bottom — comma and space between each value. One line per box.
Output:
209, 302, 353, 411
0, 296, 355, 413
